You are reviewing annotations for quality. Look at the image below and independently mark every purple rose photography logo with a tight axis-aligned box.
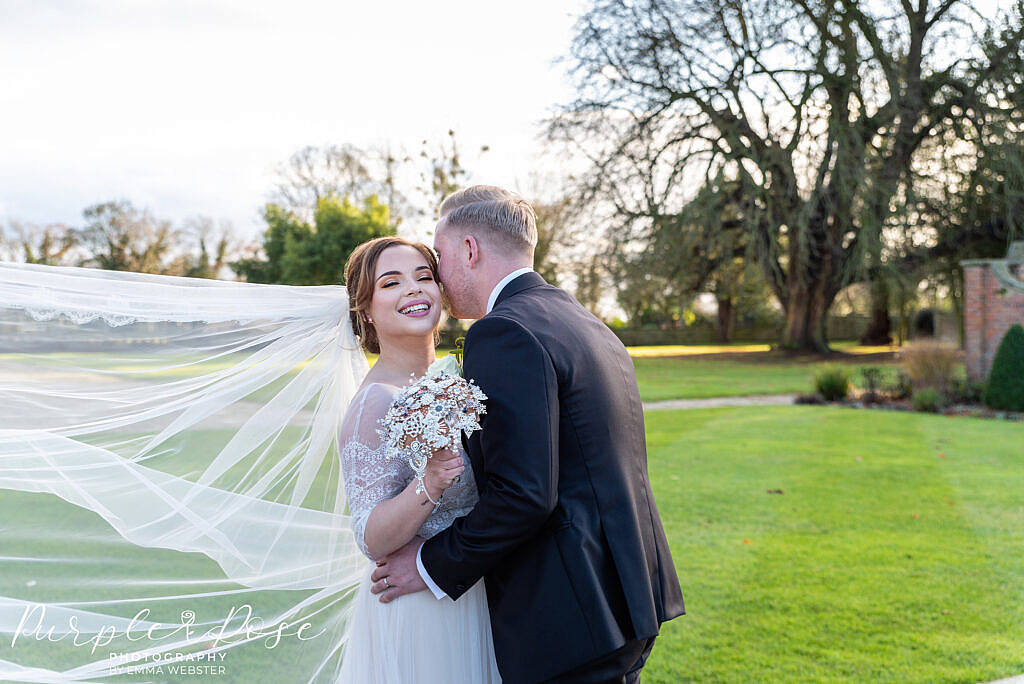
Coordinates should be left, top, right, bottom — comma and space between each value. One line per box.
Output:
12, 602, 328, 678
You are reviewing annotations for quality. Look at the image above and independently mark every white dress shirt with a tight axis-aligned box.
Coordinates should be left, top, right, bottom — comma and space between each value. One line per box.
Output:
416, 267, 535, 599
484, 267, 535, 315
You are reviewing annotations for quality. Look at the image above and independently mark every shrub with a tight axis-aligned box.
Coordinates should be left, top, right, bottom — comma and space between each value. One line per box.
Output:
859, 366, 884, 403
948, 377, 985, 405
815, 366, 851, 401
984, 324, 1024, 412
900, 341, 960, 393
887, 370, 914, 400
913, 388, 942, 413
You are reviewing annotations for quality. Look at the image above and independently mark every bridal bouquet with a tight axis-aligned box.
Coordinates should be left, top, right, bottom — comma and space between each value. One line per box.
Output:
377, 355, 487, 503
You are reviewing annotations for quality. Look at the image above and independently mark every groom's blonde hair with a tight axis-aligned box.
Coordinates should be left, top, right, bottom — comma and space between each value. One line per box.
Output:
438, 185, 538, 256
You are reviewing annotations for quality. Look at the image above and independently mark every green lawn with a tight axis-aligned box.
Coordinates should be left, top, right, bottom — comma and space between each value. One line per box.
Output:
633, 353, 905, 402
643, 406, 1024, 683
5, 348, 1017, 682
4, 343, 908, 404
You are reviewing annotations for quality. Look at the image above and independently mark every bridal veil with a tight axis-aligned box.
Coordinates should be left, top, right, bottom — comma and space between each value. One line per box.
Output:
0, 261, 370, 682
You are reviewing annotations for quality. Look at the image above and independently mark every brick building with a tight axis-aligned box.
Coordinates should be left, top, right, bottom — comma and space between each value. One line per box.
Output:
961, 241, 1024, 381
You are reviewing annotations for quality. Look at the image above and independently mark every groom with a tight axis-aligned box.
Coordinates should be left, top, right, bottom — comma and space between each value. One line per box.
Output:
372, 185, 684, 682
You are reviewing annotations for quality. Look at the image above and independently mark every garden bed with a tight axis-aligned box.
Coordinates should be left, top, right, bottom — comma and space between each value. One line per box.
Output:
800, 391, 1024, 423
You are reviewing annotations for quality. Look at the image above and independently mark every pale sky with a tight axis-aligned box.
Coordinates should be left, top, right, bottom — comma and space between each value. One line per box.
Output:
3, 0, 1013, 246
0, 0, 587, 240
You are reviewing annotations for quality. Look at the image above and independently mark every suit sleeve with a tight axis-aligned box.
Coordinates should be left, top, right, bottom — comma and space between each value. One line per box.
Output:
419, 315, 558, 600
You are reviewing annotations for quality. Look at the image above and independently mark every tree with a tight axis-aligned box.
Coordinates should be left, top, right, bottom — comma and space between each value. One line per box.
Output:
573, 253, 606, 313
419, 129, 490, 219
1, 221, 78, 265
896, 43, 1024, 345
272, 144, 414, 225
171, 216, 239, 279
658, 172, 764, 341
232, 195, 395, 285
78, 201, 177, 273
533, 194, 582, 287
596, 163, 766, 335
610, 239, 697, 328
859, 276, 895, 345
708, 259, 778, 343
552, 0, 1024, 352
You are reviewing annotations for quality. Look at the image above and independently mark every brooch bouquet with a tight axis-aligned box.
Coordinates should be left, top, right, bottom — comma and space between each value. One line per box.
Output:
377, 354, 487, 505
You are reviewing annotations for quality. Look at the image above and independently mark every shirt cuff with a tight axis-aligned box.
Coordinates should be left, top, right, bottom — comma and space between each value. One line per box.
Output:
416, 544, 448, 600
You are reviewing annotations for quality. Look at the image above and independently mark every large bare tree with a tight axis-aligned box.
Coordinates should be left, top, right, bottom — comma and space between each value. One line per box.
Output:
552, 0, 1024, 351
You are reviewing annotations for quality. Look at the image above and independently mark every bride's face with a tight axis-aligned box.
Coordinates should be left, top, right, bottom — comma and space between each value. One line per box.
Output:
368, 245, 442, 347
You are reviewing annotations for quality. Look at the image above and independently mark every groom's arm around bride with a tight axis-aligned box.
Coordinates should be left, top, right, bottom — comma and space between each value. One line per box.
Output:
374, 186, 684, 683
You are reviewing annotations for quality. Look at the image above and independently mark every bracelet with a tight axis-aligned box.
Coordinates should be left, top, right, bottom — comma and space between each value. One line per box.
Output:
417, 476, 443, 513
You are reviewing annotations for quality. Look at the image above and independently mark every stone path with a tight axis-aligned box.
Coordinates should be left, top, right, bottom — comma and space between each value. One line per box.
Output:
643, 394, 798, 411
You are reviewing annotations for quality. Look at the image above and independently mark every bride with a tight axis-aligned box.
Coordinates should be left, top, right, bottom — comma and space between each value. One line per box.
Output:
336, 236, 501, 682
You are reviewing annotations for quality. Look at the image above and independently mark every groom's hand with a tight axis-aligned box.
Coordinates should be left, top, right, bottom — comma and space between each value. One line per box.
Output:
370, 537, 427, 603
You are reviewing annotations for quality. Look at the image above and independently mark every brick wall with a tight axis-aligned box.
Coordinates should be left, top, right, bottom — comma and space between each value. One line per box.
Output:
962, 245, 1024, 381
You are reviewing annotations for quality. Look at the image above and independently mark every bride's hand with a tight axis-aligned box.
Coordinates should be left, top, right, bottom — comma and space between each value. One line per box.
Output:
422, 449, 465, 502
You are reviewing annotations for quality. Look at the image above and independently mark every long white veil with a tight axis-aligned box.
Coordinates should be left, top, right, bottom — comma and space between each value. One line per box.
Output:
0, 262, 370, 682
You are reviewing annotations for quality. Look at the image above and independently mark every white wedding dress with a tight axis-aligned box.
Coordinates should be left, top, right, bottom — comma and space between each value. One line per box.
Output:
336, 382, 501, 683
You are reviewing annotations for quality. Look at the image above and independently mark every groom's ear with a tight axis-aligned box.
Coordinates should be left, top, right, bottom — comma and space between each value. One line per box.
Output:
465, 234, 481, 269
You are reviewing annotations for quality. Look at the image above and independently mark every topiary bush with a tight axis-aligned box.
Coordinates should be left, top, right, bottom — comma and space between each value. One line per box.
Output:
814, 366, 851, 401
984, 324, 1024, 411
913, 388, 942, 413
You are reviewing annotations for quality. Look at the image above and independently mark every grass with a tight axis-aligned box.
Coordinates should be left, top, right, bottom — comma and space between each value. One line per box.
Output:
625, 341, 899, 358
460, 340, 906, 402
632, 352, 905, 402
3, 342, 907, 404
6, 347, 1013, 682
642, 406, 1024, 683
7, 406, 1018, 682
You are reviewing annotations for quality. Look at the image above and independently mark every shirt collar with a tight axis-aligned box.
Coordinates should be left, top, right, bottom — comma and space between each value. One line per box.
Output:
486, 267, 534, 314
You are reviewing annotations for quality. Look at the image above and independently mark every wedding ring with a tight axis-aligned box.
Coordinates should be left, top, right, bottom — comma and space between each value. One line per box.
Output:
383, 577, 391, 589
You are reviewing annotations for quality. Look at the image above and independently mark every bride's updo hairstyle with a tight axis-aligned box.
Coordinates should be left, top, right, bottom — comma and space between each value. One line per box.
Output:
345, 236, 441, 353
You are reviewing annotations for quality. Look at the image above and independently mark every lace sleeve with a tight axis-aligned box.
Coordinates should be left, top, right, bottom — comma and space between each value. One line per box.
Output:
338, 383, 406, 560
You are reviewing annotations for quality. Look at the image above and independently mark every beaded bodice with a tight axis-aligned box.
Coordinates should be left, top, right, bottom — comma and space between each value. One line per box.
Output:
339, 383, 478, 560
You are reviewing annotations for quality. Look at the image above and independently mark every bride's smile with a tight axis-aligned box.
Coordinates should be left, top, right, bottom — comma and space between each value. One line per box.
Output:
398, 299, 431, 317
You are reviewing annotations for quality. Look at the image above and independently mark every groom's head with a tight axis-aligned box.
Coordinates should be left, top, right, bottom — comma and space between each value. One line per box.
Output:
433, 185, 537, 319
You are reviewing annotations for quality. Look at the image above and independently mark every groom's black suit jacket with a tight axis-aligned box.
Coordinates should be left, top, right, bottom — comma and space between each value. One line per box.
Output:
420, 272, 684, 682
